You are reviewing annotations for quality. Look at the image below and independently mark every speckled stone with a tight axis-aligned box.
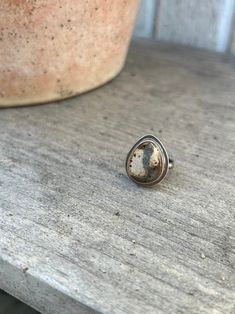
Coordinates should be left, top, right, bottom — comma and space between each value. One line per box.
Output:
126, 135, 169, 186
0, 0, 139, 107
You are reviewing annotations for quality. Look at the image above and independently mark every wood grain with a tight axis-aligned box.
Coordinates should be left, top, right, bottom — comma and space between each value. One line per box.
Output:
0, 39, 235, 314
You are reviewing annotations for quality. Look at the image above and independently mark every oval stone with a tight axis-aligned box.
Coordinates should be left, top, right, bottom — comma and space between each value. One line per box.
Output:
126, 135, 169, 186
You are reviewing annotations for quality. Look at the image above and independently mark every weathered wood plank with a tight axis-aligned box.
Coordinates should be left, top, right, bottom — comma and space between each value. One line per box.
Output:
0, 40, 235, 314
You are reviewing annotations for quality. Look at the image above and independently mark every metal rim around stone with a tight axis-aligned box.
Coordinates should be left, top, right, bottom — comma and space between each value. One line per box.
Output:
125, 134, 170, 187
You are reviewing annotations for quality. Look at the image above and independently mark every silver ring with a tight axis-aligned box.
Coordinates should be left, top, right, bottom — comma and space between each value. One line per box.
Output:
125, 135, 174, 187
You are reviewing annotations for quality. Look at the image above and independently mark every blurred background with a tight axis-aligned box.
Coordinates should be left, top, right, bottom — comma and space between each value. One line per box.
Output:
134, 0, 235, 54
1, 0, 235, 313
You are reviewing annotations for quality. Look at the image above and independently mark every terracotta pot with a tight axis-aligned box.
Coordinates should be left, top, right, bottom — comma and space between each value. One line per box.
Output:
0, 0, 139, 107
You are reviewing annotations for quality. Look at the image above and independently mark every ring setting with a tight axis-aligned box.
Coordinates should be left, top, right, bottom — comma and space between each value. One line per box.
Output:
125, 135, 174, 187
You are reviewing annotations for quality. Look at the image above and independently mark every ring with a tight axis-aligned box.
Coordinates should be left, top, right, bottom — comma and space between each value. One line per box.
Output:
125, 135, 174, 187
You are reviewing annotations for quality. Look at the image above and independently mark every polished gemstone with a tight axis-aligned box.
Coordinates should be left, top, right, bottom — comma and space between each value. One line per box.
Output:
126, 135, 169, 186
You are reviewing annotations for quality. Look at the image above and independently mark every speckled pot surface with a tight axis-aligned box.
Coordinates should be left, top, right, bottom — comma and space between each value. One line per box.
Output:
0, 0, 139, 107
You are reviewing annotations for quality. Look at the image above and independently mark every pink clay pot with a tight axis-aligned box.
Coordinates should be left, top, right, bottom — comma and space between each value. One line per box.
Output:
0, 0, 139, 107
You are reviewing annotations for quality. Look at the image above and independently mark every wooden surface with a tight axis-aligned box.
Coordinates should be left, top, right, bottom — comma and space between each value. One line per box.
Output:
0, 39, 235, 314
